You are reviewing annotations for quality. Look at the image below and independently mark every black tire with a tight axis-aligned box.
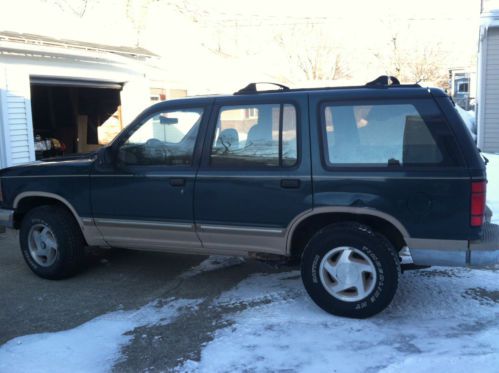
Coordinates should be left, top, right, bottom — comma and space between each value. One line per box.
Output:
19, 205, 86, 280
301, 222, 400, 318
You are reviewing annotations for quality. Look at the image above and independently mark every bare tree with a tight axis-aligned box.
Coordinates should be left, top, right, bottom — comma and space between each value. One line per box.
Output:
124, 0, 161, 45
44, 0, 162, 46
382, 35, 448, 87
275, 23, 349, 82
42, 0, 88, 17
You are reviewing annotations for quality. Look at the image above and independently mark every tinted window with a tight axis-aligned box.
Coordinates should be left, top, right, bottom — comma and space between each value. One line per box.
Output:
210, 104, 297, 168
118, 108, 203, 166
322, 102, 448, 167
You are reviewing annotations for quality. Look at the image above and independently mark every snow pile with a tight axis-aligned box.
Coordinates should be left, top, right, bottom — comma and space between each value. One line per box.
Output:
486, 153, 499, 224
456, 105, 477, 141
0, 299, 201, 373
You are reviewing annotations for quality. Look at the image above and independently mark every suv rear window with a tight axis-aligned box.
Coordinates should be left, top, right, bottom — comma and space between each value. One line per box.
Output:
210, 103, 298, 168
321, 100, 458, 167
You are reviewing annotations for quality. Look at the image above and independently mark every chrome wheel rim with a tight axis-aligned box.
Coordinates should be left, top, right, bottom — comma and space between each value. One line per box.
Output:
319, 246, 377, 302
28, 224, 58, 267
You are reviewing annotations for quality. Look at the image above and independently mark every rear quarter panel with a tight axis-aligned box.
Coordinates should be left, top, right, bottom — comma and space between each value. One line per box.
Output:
308, 88, 478, 241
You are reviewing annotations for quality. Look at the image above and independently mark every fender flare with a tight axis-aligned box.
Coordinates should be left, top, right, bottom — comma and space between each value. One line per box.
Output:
285, 206, 411, 255
13, 191, 84, 228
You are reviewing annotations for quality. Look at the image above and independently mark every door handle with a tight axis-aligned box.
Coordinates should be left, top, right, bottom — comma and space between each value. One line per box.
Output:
280, 179, 301, 189
170, 178, 186, 187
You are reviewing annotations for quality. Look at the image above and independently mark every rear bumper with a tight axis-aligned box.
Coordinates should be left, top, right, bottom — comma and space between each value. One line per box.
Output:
468, 223, 499, 266
408, 223, 499, 267
0, 209, 15, 229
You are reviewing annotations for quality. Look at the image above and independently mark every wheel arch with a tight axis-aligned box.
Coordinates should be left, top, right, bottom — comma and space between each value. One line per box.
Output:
286, 207, 410, 258
13, 192, 107, 247
13, 192, 85, 229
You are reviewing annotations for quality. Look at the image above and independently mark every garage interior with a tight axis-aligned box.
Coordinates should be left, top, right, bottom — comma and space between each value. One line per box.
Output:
30, 78, 123, 159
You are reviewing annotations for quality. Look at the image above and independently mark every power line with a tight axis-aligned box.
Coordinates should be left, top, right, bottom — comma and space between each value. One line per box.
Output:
194, 18, 477, 28
173, 1, 478, 26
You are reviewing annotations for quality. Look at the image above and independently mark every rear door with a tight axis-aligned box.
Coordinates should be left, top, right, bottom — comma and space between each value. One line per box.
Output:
194, 93, 312, 255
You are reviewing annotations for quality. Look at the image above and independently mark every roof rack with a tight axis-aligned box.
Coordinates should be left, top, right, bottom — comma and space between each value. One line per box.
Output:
366, 75, 401, 87
234, 82, 290, 95
233, 76, 420, 95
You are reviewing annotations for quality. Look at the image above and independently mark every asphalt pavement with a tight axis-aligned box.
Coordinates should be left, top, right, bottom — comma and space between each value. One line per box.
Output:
0, 229, 280, 371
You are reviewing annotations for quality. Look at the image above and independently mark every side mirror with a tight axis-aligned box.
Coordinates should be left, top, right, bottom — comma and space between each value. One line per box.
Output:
96, 146, 115, 166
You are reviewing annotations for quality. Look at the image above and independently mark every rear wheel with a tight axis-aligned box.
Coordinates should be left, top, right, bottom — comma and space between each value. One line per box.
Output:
20, 205, 86, 279
301, 222, 400, 318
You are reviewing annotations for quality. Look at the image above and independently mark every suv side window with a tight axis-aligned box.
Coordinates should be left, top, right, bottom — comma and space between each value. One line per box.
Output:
322, 100, 458, 167
118, 108, 203, 166
210, 103, 298, 168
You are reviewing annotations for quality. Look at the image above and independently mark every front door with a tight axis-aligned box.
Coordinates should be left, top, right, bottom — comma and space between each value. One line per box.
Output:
91, 102, 211, 251
194, 94, 313, 255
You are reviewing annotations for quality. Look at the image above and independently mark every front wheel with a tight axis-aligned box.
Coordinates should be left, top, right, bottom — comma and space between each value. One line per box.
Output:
301, 222, 400, 318
20, 205, 86, 279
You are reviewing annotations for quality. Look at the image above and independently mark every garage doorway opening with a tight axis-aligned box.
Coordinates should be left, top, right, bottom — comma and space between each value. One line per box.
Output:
30, 77, 123, 159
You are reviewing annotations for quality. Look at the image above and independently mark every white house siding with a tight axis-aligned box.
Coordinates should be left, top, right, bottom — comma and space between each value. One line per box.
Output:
0, 66, 35, 167
477, 23, 499, 152
483, 28, 499, 152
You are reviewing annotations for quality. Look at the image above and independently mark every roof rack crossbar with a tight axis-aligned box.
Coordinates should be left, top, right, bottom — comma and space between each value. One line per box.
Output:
235, 82, 290, 95
366, 75, 401, 87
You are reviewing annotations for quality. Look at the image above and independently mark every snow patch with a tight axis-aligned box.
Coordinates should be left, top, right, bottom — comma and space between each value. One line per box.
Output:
215, 271, 302, 306
0, 298, 201, 373
180, 255, 245, 279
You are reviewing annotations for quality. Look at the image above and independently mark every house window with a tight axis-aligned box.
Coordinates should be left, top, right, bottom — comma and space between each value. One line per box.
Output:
458, 82, 469, 93
244, 107, 258, 119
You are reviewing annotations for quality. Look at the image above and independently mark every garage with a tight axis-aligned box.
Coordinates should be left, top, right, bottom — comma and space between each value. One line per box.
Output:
30, 77, 123, 159
0, 31, 156, 168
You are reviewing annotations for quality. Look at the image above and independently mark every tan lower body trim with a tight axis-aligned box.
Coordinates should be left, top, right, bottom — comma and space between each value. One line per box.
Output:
91, 218, 202, 251
196, 224, 286, 255
81, 218, 108, 247
83, 217, 288, 255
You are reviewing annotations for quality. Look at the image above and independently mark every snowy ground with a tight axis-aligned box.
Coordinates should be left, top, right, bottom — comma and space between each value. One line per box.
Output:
0, 154, 498, 373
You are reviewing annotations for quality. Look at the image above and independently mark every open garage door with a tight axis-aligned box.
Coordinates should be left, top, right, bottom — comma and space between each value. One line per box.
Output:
30, 77, 123, 159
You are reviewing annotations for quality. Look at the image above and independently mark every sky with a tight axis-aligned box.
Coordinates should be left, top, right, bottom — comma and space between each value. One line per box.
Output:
0, 0, 481, 50
0, 0, 484, 91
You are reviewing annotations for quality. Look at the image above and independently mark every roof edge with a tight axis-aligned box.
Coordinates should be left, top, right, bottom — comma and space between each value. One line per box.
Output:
0, 31, 158, 58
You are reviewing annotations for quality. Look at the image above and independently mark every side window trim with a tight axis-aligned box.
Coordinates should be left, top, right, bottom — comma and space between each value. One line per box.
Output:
278, 104, 284, 167
205, 102, 300, 170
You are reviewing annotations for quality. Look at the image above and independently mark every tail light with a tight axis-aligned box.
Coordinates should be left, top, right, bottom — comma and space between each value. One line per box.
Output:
470, 181, 486, 227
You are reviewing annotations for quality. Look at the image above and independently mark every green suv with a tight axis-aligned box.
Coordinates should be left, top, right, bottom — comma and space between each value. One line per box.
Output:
1, 76, 497, 318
